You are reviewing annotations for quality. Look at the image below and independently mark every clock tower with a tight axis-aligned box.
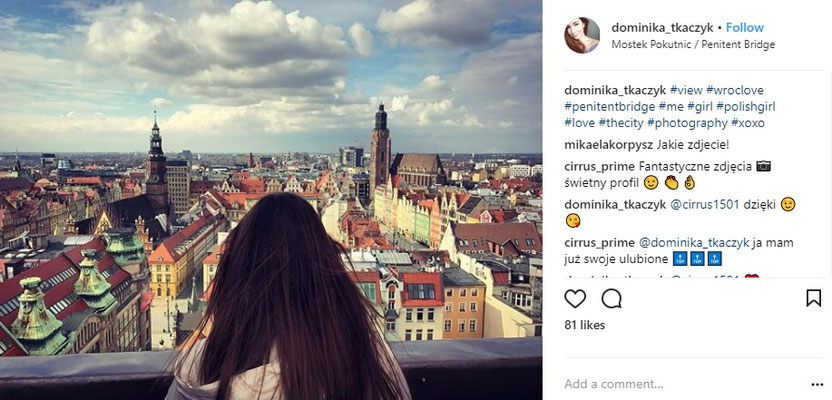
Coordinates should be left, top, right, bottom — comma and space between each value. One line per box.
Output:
146, 111, 169, 216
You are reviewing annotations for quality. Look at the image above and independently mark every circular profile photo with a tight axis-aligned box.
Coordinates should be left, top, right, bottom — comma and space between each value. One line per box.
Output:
565, 17, 600, 54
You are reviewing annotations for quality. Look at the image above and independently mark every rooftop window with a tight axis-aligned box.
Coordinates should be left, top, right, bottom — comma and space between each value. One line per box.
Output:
406, 283, 435, 300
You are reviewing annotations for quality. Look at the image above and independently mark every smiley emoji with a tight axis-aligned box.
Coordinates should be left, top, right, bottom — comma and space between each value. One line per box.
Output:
644, 175, 658, 190
566, 213, 581, 228
684, 175, 694, 190
665, 175, 679, 190
781, 197, 795, 212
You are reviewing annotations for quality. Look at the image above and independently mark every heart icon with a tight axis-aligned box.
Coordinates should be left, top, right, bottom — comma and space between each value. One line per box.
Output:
564, 289, 586, 308
745, 274, 759, 278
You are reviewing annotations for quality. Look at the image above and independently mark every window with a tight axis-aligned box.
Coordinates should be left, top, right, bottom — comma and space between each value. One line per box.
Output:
469, 319, 477, 332
405, 329, 412, 341
501, 291, 509, 300
525, 238, 535, 246
166, 275, 171, 283
386, 321, 396, 332
388, 288, 396, 299
511, 293, 532, 308
446, 289, 453, 297
415, 329, 423, 341
165, 265, 170, 272
406, 283, 435, 300
427, 329, 434, 340
459, 302, 466, 312
406, 309, 413, 322
388, 300, 395, 310
470, 302, 477, 312
458, 319, 466, 332
156, 266, 161, 272
472, 239, 478, 247
460, 288, 467, 297
512, 239, 518, 245
444, 319, 451, 332
427, 308, 434, 321
416, 308, 424, 321
445, 302, 452, 312
157, 288, 162, 296
358, 283, 376, 302
472, 288, 478, 297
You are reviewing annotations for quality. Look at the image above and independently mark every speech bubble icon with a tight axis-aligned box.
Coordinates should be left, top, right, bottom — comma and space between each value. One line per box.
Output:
602, 288, 622, 309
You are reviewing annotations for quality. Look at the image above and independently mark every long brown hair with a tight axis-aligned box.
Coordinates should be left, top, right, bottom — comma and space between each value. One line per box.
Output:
176, 192, 407, 400
565, 17, 590, 53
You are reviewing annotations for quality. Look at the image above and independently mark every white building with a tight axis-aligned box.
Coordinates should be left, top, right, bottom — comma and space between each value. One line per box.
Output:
508, 164, 532, 178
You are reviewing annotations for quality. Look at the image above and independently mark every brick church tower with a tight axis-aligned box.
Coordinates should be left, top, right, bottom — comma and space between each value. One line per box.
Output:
145, 111, 169, 216
369, 104, 391, 195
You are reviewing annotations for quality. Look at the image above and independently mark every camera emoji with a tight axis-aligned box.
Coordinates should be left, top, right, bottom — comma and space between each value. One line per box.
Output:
756, 160, 771, 172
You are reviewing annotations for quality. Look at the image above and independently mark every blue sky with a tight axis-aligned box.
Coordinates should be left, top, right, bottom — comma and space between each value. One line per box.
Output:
0, 0, 541, 154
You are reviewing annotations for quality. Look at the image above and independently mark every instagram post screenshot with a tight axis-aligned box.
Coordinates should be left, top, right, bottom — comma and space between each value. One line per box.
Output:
551, 0, 831, 399
0, 1, 544, 400
1, 0, 828, 399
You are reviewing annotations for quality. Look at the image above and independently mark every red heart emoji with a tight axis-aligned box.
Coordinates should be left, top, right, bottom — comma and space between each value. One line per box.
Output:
745, 274, 759, 278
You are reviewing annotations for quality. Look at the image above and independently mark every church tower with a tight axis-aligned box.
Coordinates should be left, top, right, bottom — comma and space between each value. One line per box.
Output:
369, 104, 391, 195
146, 111, 169, 216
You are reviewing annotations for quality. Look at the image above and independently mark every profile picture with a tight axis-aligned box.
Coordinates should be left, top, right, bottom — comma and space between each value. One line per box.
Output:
565, 17, 599, 54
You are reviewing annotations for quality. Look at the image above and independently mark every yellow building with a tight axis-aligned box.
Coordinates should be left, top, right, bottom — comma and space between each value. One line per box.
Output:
441, 268, 486, 339
149, 214, 224, 298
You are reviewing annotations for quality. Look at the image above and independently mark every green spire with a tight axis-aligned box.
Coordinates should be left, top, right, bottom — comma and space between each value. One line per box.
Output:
10, 277, 71, 356
74, 249, 118, 314
188, 275, 199, 312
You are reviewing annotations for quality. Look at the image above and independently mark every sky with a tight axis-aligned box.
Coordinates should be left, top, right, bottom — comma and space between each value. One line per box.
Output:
0, 0, 541, 154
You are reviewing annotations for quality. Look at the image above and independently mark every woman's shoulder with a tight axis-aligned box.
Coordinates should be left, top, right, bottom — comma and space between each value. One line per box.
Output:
586, 40, 599, 53
170, 339, 283, 400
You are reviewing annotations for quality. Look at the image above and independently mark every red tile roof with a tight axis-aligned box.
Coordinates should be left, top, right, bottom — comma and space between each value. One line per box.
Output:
0, 238, 130, 356
349, 271, 382, 304
149, 215, 219, 263
239, 178, 265, 193
452, 222, 541, 253
204, 242, 227, 265
67, 177, 103, 186
216, 192, 267, 208
493, 271, 510, 285
190, 180, 221, 194
400, 272, 443, 307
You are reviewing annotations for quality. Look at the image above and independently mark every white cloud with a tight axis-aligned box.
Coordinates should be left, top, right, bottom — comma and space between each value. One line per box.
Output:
0, 1, 541, 152
134, 82, 149, 93
349, 23, 374, 56
390, 95, 409, 111
0, 16, 18, 31
420, 74, 451, 91
151, 97, 172, 107
85, 1, 352, 89
452, 33, 541, 134
377, 0, 496, 46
